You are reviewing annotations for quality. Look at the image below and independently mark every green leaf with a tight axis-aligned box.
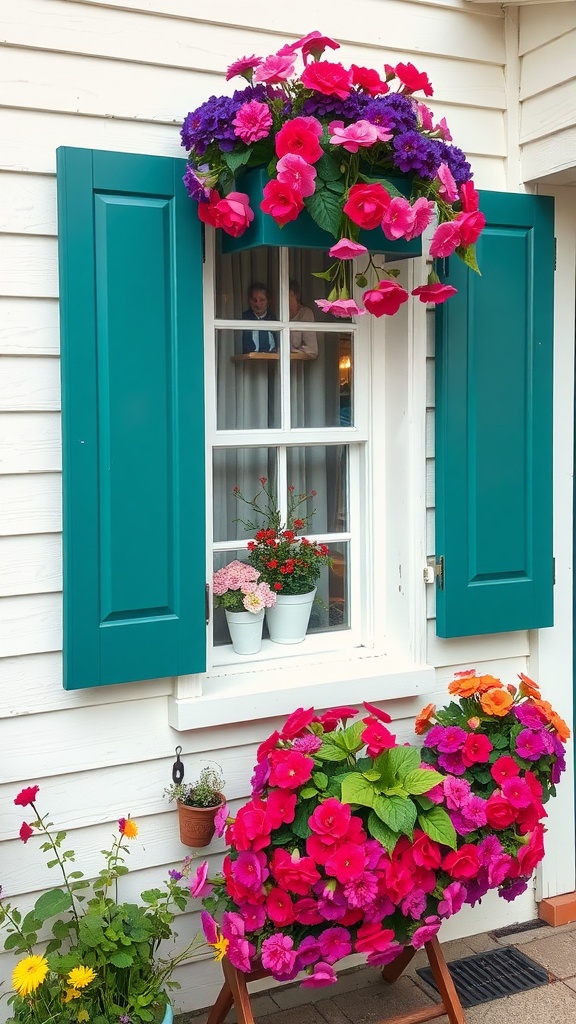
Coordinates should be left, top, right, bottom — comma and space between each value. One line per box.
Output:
375, 746, 420, 786
316, 739, 348, 762
455, 244, 480, 274
223, 148, 253, 175
315, 153, 343, 182
340, 721, 365, 753
357, 174, 404, 197
340, 773, 376, 808
109, 951, 134, 968
418, 806, 457, 850
304, 187, 342, 238
373, 794, 417, 835
311, 269, 335, 281
312, 772, 328, 790
403, 769, 445, 795
291, 800, 314, 839
299, 787, 318, 799
326, 179, 346, 195
367, 812, 400, 854
34, 889, 73, 922
362, 769, 381, 782
355, 274, 368, 288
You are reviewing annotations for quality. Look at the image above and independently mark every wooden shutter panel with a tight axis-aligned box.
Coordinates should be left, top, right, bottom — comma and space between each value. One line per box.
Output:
434, 190, 554, 638
57, 147, 206, 688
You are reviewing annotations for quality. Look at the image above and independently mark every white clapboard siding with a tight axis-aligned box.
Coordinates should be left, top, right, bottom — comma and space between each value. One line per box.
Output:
0, 591, 61, 657
0, 533, 61, 596
520, 80, 576, 145
0, 473, 62, 536
0, 356, 60, 411
522, 127, 576, 184
0, 412, 61, 474
0, 297, 60, 355
520, 30, 576, 101
0, 171, 57, 235
427, 620, 530, 667
519, 1, 576, 54
0, 235, 58, 298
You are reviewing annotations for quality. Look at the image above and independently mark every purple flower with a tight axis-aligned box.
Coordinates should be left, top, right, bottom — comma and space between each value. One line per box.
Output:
301, 961, 338, 987
392, 131, 438, 176
367, 944, 404, 967
292, 734, 323, 754
499, 878, 529, 902
450, 811, 477, 836
168, 868, 183, 881
296, 936, 321, 968
487, 854, 513, 887
514, 703, 548, 729
411, 916, 441, 949
363, 894, 396, 923
551, 755, 566, 784
400, 889, 428, 919
477, 835, 504, 866
343, 871, 379, 908
438, 751, 467, 775
437, 881, 466, 918
238, 902, 266, 932
436, 725, 468, 753
250, 759, 270, 796
365, 95, 418, 134
460, 795, 488, 828
313, 880, 348, 920
515, 729, 547, 761
423, 724, 447, 749
464, 870, 490, 907
318, 927, 352, 964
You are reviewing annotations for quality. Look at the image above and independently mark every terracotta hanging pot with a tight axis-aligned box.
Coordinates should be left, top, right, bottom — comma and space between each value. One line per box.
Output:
176, 796, 225, 848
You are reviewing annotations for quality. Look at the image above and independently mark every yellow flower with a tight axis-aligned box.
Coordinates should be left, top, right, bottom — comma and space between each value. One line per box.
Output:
119, 816, 138, 838
12, 955, 49, 996
67, 966, 97, 989
212, 935, 229, 962
77, 1011, 90, 1023
63, 988, 82, 1003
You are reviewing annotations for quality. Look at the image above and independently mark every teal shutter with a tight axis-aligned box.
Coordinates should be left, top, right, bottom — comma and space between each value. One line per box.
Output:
57, 147, 206, 688
435, 190, 554, 638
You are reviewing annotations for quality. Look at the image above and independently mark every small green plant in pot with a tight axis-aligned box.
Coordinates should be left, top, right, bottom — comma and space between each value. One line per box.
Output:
165, 766, 226, 849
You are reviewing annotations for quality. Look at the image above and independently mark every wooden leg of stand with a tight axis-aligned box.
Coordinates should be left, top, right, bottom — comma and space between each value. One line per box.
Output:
222, 960, 257, 1024
425, 938, 466, 1024
381, 946, 417, 985
205, 976, 234, 1024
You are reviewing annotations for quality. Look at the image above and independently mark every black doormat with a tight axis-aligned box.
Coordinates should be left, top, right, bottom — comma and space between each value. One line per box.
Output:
416, 946, 550, 1008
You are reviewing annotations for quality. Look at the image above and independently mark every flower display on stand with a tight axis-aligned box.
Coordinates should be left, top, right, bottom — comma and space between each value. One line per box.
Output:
233, 478, 332, 596
190, 673, 568, 988
181, 30, 485, 318
213, 561, 277, 613
1, 789, 204, 1024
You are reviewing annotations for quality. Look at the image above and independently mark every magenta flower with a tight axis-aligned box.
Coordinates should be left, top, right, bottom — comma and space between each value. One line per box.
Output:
254, 53, 297, 84
14, 785, 40, 807
233, 101, 272, 144
436, 725, 467, 753
309, 797, 351, 838
328, 239, 368, 260
342, 871, 379, 908
443, 776, 471, 810
405, 196, 435, 240
501, 776, 533, 809
430, 221, 462, 258
437, 162, 458, 203
238, 902, 266, 932
411, 916, 441, 949
381, 197, 417, 240
499, 879, 528, 902
189, 860, 212, 898
400, 889, 427, 919
225, 54, 263, 82
292, 31, 340, 63
19, 822, 34, 843
515, 729, 547, 761
366, 945, 404, 967
269, 749, 314, 789
437, 881, 466, 918
276, 153, 317, 198
325, 842, 366, 883
301, 962, 338, 987
200, 909, 219, 945
318, 926, 352, 964
261, 934, 297, 977
292, 734, 323, 754
296, 935, 321, 967
232, 850, 269, 889
437, 751, 466, 775
266, 789, 297, 829
460, 795, 488, 829
514, 703, 548, 729
214, 802, 229, 837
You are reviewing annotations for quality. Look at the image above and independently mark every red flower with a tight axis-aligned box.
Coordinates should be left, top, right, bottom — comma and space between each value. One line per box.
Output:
325, 841, 366, 883
282, 530, 296, 541
491, 756, 521, 785
411, 283, 458, 304
19, 822, 34, 843
361, 718, 396, 757
363, 280, 409, 317
309, 797, 351, 838
269, 749, 314, 790
275, 118, 323, 163
355, 922, 396, 954
301, 61, 353, 100
362, 701, 392, 724
485, 793, 517, 829
461, 732, 493, 766
459, 180, 479, 212
394, 62, 433, 97
351, 64, 389, 96
455, 210, 486, 247
442, 844, 480, 880
293, 518, 304, 529
344, 183, 391, 230
265, 789, 297, 829
270, 848, 321, 894
281, 707, 315, 739
266, 559, 279, 568
266, 887, 295, 926
14, 785, 39, 807
260, 180, 304, 227
273, 582, 283, 591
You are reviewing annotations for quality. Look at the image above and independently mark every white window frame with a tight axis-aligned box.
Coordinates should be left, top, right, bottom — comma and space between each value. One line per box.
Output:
168, 236, 433, 731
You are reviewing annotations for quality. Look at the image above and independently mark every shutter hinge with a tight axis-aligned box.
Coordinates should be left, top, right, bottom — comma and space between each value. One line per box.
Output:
424, 555, 445, 590
205, 583, 210, 624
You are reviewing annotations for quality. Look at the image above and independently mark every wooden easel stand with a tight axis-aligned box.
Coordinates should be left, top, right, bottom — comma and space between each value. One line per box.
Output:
206, 936, 466, 1024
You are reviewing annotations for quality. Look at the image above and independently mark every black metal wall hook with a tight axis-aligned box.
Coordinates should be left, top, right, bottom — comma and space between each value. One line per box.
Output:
172, 746, 185, 783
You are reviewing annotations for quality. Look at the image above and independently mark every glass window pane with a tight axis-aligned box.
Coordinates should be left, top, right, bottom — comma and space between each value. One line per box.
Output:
213, 547, 255, 646
215, 246, 279, 321
286, 446, 348, 533
308, 541, 350, 633
216, 330, 280, 430
290, 331, 354, 428
213, 448, 277, 543
288, 250, 356, 324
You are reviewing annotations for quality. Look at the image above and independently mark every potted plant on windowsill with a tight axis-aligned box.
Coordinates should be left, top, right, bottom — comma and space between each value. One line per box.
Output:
180, 30, 485, 318
1, 790, 207, 1024
213, 560, 277, 654
166, 765, 227, 849
234, 478, 332, 644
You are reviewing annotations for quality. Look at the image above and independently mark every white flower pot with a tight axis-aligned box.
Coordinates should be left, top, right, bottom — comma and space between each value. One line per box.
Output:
265, 589, 316, 645
225, 608, 264, 654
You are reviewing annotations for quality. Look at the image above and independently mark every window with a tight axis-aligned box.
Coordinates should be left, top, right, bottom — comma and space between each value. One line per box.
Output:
206, 240, 370, 665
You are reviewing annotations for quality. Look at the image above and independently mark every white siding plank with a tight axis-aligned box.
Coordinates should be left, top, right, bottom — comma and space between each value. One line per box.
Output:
0, 297, 60, 356
0, 356, 60, 411
0, 473, 62, 536
0, 235, 58, 298
519, 2, 576, 55
520, 80, 576, 145
0, 651, 174, 716
0, 172, 57, 235
522, 127, 576, 183
520, 30, 576, 101
0, 533, 62, 597
0, 412, 61, 474
0, 592, 61, 657
426, 621, 530, 666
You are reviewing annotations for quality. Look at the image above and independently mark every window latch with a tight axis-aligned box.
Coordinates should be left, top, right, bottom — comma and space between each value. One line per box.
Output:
424, 556, 444, 589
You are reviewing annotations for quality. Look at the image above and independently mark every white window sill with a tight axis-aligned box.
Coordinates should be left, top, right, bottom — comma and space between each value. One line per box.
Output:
167, 645, 435, 731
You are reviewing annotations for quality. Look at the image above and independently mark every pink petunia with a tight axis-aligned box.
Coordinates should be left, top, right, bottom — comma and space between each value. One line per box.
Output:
261, 934, 297, 978
214, 802, 229, 837
437, 881, 466, 918
361, 715, 398, 753
412, 282, 457, 304
501, 776, 534, 809
381, 196, 417, 240
436, 162, 459, 203
226, 54, 263, 82
296, 935, 321, 967
266, 886, 295, 926
411, 916, 442, 949
328, 239, 368, 260
293, 31, 340, 63
404, 196, 435, 240
232, 850, 269, 889
200, 909, 219, 945
254, 53, 296, 84
276, 154, 317, 198
351, 64, 389, 96
265, 789, 297, 829
429, 221, 462, 258
189, 860, 213, 899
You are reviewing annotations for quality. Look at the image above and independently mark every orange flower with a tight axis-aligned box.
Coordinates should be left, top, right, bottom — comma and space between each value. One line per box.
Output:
532, 699, 571, 742
118, 817, 138, 839
414, 703, 436, 735
518, 673, 541, 699
479, 688, 514, 717
475, 674, 504, 693
448, 676, 480, 698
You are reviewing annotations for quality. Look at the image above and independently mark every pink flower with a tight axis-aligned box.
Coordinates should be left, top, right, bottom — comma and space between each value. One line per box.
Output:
276, 118, 323, 163
362, 281, 409, 319
462, 732, 493, 766
276, 154, 317, 198
301, 61, 353, 99
405, 197, 435, 240
291, 31, 340, 63
456, 210, 486, 246
411, 917, 442, 949
351, 65, 389, 96
14, 786, 39, 807
239, 902, 266, 932
329, 119, 391, 152
355, 922, 396, 955
486, 793, 517, 829
435, 117, 453, 141
189, 860, 213, 898
19, 822, 34, 843
200, 909, 219, 944
318, 926, 352, 964
261, 934, 297, 978
294, 897, 324, 925
460, 180, 479, 212
266, 789, 297, 829
437, 881, 466, 918
325, 842, 366, 883
442, 845, 480, 880
361, 715, 398, 753
411, 831, 442, 870
315, 298, 366, 318
204, 192, 254, 238
233, 101, 272, 144
260, 180, 304, 227
412, 282, 457, 304
381, 196, 417, 240
491, 756, 521, 785
344, 183, 391, 229
501, 776, 534, 809
443, 776, 471, 810
270, 848, 321, 894
309, 797, 351, 838
328, 239, 368, 259
269, 749, 314, 789
232, 850, 269, 890
266, 886, 295, 926
301, 962, 338, 987
394, 62, 433, 97
429, 221, 462, 258
214, 803, 229, 836
418, 104, 434, 130
226, 54, 262, 82
254, 53, 296, 84
366, 945, 404, 967
436, 162, 459, 203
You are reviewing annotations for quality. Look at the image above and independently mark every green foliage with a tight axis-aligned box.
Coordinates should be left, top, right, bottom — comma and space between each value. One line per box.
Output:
165, 764, 225, 808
